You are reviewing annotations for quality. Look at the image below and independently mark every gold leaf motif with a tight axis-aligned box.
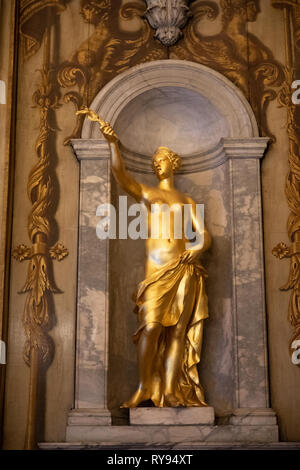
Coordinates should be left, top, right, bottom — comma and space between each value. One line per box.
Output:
58, 0, 167, 143
272, 242, 291, 259
271, 0, 300, 362
12, 244, 32, 261
49, 242, 69, 261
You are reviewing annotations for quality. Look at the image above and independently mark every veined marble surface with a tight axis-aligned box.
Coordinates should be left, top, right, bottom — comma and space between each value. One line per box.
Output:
65, 423, 278, 444
114, 87, 229, 156
74, 153, 111, 410
130, 407, 215, 425
39, 441, 300, 450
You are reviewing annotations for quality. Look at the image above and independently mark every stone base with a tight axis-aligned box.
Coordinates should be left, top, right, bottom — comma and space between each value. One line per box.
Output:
65, 423, 278, 445
65, 408, 278, 445
130, 407, 215, 425
67, 409, 112, 426
39, 442, 300, 450
229, 408, 277, 426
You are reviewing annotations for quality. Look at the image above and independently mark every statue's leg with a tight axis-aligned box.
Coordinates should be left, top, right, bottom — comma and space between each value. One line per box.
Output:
163, 276, 196, 406
122, 321, 162, 408
163, 316, 191, 406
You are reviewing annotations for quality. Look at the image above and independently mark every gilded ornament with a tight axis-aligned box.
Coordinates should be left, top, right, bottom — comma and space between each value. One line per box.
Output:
271, 0, 300, 365
12, 244, 32, 262
58, 0, 167, 144
171, 0, 284, 141
13, 14, 69, 447
49, 242, 69, 261
272, 242, 291, 259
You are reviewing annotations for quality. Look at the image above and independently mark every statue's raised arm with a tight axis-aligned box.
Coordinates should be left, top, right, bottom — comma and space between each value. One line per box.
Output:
77, 108, 143, 202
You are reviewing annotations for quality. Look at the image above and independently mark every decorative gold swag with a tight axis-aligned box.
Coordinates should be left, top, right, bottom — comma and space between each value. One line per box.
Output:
271, 0, 300, 364
16, 0, 69, 450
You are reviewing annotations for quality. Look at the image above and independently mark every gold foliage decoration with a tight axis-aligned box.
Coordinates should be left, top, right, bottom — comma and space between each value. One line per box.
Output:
14, 61, 68, 369
58, 0, 167, 144
14, 16, 69, 446
273, 67, 300, 329
271, 0, 300, 365
12, 244, 32, 262
170, 0, 284, 140
49, 242, 69, 261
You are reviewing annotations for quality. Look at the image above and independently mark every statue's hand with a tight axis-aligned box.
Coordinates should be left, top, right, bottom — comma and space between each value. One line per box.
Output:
76, 107, 119, 143
76, 107, 105, 123
100, 123, 119, 143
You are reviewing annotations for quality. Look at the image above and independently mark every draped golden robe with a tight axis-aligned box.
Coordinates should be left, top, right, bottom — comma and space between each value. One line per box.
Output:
133, 255, 209, 407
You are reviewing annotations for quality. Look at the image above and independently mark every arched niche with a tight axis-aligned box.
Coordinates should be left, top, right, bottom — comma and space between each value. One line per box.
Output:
81, 60, 259, 173
83, 60, 258, 140
68, 60, 277, 443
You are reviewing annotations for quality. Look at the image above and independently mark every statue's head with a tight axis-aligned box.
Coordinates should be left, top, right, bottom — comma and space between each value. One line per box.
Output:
221, 0, 260, 23
152, 147, 181, 180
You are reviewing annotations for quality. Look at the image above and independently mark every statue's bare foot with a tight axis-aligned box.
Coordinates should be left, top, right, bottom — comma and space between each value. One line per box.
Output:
121, 388, 151, 408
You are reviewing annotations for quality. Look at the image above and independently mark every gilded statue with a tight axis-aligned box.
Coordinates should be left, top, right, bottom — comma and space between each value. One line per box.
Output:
77, 108, 211, 408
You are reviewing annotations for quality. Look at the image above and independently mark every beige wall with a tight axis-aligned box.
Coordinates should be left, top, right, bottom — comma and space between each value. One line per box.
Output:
0, 0, 17, 446
1, 0, 300, 448
0, 0, 14, 343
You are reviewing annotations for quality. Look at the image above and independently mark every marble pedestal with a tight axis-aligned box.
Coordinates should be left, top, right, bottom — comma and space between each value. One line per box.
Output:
65, 425, 278, 447
130, 407, 215, 425
64, 426, 279, 447
65, 406, 278, 446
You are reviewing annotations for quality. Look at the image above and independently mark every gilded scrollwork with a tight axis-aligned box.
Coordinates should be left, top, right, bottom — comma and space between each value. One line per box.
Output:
58, 0, 167, 144
271, 0, 300, 365
14, 61, 69, 364
170, 0, 284, 140
16, 2, 70, 448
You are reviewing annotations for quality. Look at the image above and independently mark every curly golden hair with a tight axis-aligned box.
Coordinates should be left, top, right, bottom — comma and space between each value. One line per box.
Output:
152, 146, 182, 173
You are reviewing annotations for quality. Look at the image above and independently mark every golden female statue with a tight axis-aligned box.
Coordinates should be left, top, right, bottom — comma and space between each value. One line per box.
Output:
77, 108, 211, 408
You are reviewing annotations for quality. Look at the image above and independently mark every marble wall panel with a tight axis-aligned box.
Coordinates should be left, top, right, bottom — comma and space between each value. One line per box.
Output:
230, 158, 268, 409
76, 158, 110, 409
